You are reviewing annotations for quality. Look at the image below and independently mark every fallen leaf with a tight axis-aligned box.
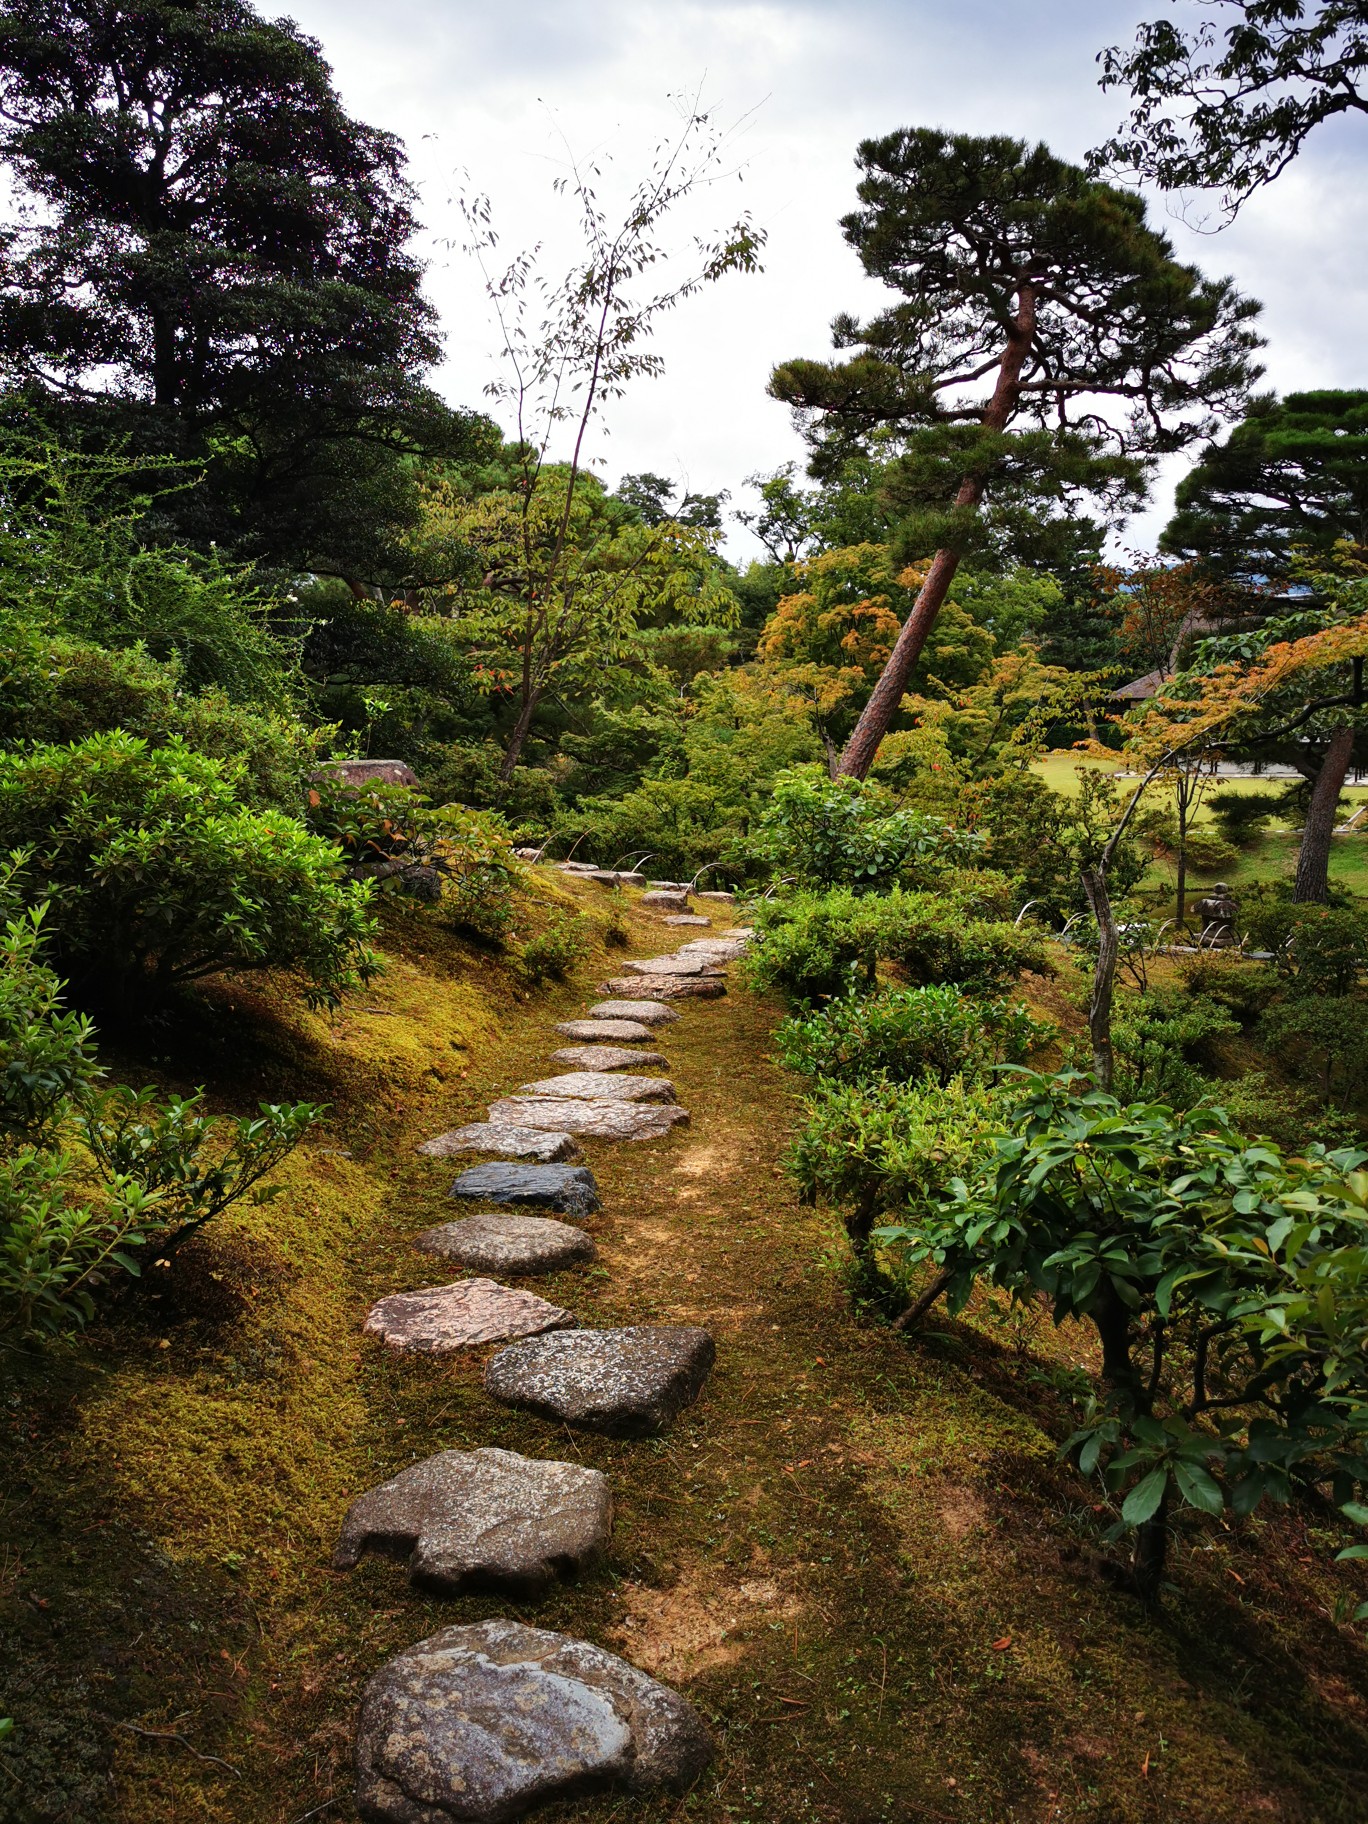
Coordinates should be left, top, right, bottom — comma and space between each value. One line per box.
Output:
991, 1636, 1012, 1651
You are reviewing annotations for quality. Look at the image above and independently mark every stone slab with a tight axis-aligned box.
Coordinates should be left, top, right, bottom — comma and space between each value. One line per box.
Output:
364, 1280, 576, 1353
449, 1162, 601, 1217
335, 1448, 611, 1596
621, 954, 724, 977
549, 1045, 668, 1072
661, 914, 711, 926
696, 890, 736, 902
517, 1072, 677, 1104
485, 1325, 716, 1437
600, 975, 726, 1000
486, 1098, 690, 1142
647, 881, 690, 891
355, 1619, 712, 1822
416, 1124, 581, 1164
587, 1000, 679, 1025
416, 1214, 596, 1276
639, 890, 691, 910
554, 1018, 655, 1043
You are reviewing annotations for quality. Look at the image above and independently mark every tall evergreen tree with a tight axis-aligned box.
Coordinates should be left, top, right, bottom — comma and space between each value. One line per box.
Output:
0, 0, 490, 578
771, 128, 1262, 778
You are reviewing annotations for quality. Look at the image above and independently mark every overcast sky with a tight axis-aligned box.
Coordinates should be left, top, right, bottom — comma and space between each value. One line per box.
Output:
288, 0, 1368, 559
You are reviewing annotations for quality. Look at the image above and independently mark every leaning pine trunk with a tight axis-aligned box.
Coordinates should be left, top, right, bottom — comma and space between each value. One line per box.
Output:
1293, 725, 1355, 903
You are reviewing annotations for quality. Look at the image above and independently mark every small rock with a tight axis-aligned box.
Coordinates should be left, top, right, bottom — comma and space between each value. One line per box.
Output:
486, 1325, 716, 1436
554, 1018, 656, 1043
486, 1098, 689, 1142
364, 1280, 575, 1352
640, 890, 691, 911
558, 860, 600, 874
449, 1163, 601, 1217
647, 880, 690, 891
600, 975, 726, 1000
621, 954, 724, 977
416, 1125, 581, 1164
549, 1045, 668, 1071
335, 1449, 612, 1596
512, 847, 545, 862
661, 914, 711, 926
582, 869, 622, 886
416, 1214, 596, 1276
314, 758, 419, 790
612, 871, 646, 887
587, 1000, 679, 1025
517, 1072, 677, 1104
696, 890, 736, 902
354, 1619, 712, 1822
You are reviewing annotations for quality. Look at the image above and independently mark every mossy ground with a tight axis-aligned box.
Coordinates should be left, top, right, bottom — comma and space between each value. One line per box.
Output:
4, 877, 1368, 1823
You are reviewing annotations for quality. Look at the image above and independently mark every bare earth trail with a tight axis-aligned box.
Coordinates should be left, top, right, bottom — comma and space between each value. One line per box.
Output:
6, 883, 1368, 1823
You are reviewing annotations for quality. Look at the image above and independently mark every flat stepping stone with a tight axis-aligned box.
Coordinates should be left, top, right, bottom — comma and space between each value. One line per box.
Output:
550, 1044, 668, 1071
517, 1072, 677, 1104
601, 974, 726, 1000
697, 889, 736, 902
355, 1619, 712, 1822
364, 1280, 575, 1352
639, 889, 691, 910
587, 1000, 679, 1025
487, 1097, 690, 1142
648, 880, 690, 890
416, 1214, 596, 1276
554, 1018, 656, 1043
621, 954, 724, 977
661, 914, 711, 926
416, 1124, 581, 1164
485, 1325, 716, 1437
449, 1162, 600, 1217
334, 1447, 611, 1595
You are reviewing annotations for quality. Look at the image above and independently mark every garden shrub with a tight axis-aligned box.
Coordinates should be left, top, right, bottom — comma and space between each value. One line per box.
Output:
0, 732, 378, 1008
1244, 898, 1368, 994
519, 913, 590, 983
1208, 786, 1279, 848
1174, 952, 1278, 1022
775, 982, 1052, 1087
755, 765, 980, 892
1260, 996, 1368, 1109
1107, 986, 1239, 1108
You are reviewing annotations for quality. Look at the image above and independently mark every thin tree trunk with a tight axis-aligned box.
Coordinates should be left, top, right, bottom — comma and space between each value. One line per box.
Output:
836, 282, 1037, 781
1176, 780, 1189, 929
499, 689, 543, 783
1080, 865, 1119, 1092
1131, 1482, 1170, 1605
1294, 725, 1355, 903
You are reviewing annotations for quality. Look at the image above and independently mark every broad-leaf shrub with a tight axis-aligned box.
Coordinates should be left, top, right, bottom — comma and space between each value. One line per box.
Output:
756, 766, 980, 891
877, 1073, 1368, 1598
1260, 996, 1368, 1109
519, 914, 591, 983
1244, 898, 1368, 994
0, 733, 378, 1008
1108, 987, 1238, 1108
775, 983, 1051, 1087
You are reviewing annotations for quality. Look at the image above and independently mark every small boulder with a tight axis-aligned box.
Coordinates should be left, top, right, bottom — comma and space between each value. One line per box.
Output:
517, 1072, 677, 1104
334, 1448, 611, 1596
512, 847, 545, 862
354, 1619, 712, 1822
485, 1325, 716, 1437
549, 1045, 668, 1071
587, 1000, 679, 1025
486, 1098, 689, 1142
558, 860, 600, 874
416, 1214, 596, 1276
696, 889, 736, 902
640, 890, 690, 911
647, 880, 690, 891
364, 1280, 576, 1353
449, 1162, 601, 1217
554, 1018, 656, 1043
416, 1125, 581, 1164
314, 758, 419, 790
600, 975, 725, 1000
661, 914, 711, 927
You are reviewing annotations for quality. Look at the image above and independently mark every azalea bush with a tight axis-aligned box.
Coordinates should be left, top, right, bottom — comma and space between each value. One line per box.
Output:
775, 982, 1051, 1087
755, 765, 980, 892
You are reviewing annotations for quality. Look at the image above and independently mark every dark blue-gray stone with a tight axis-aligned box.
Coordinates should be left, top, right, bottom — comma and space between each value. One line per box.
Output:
449, 1162, 600, 1217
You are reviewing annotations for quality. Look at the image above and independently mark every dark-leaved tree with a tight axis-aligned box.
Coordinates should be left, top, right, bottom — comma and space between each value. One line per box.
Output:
770, 129, 1263, 778
0, 0, 491, 579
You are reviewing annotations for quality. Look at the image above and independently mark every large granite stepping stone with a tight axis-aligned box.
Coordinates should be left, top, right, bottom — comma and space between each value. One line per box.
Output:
364, 1280, 575, 1352
517, 1072, 677, 1104
416, 1214, 596, 1276
697, 889, 736, 902
417, 1124, 581, 1164
550, 1044, 668, 1072
355, 1619, 712, 1822
662, 914, 711, 926
621, 954, 723, 977
554, 1017, 655, 1043
334, 1448, 611, 1595
449, 1162, 600, 1217
487, 1097, 689, 1142
485, 1325, 715, 1437
639, 889, 691, 910
587, 1000, 678, 1025
601, 975, 726, 1000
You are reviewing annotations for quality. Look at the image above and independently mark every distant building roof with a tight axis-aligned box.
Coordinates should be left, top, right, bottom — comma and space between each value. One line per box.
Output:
1113, 668, 1170, 702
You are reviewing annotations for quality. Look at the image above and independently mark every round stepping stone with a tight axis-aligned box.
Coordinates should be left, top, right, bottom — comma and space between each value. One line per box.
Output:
485, 1325, 716, 1436
601, 974, 726, 1000
334, 1447, 611, 1595
550, 1044, 668, 1072
639, 890, 691, 910
449, 1162, 600, 1217
355, 1619, 712, 1822
487, 1097, 690, 1141
364, 1280, 576, 1352
516, 1072, 677, 1104
416, 1124, 581, 1164
661, 914, 711, 926
416, 1214, 596, 1276
554, 1018, 656, 1043
587, 1000, 679, 1025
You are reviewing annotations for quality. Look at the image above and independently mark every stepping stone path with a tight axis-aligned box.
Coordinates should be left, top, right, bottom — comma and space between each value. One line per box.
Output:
334, 1448, 611, 1596
416, 1213, 596, 1276
449, 1162, 600, 1217
355, 1620, 712, 1821
550, 1044, 668, 1071
416, 1123, 581, 1163
364, 1280, 575, 1352
486, 1325, 716, 1437
351, 906, 751, 1816
517, 1071, 677, 1104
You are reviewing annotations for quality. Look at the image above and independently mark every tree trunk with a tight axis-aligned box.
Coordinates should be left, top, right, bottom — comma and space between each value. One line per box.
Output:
836, 282, 1038, 781
1080, 865, 1119, 1093
1131, 1482, 1170, 1605
1175, 779, 1188, 928
499, 689, 543, 783
1293, 725, 1355, 903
